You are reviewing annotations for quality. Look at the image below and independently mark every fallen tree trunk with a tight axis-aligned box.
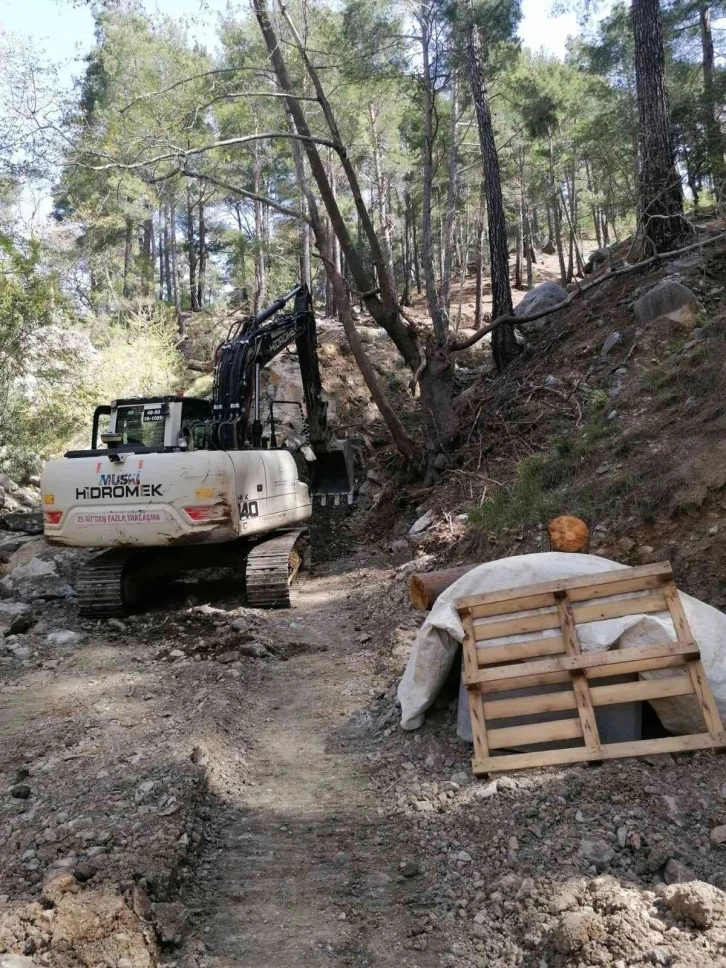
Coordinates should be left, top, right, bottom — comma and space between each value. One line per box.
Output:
409, 565, 476, 610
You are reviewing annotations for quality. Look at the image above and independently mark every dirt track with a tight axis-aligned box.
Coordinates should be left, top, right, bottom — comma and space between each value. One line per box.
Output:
182, 564, 441, 968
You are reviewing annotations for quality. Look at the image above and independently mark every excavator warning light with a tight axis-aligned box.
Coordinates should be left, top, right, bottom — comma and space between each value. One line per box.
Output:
44, 511, 63, 525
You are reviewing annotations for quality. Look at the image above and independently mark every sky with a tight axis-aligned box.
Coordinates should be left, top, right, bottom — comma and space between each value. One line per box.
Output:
0, 0, 616, 88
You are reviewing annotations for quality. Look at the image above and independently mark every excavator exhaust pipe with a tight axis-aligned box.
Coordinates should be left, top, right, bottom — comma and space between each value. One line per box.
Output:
309, 438, 355, 506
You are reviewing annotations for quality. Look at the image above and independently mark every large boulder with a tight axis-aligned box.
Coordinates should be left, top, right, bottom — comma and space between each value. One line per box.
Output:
0, 557, 75, 603
514, 281, 569, 331
0, 511, 43, 534
0, 601, 34, 635
584, 247, 610, 274
633, 279, 701, 330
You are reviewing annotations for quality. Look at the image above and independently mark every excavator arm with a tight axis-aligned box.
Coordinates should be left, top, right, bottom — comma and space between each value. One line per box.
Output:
212, 284, 354, 502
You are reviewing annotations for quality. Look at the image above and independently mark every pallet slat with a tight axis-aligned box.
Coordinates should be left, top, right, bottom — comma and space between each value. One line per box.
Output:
455, 562, 672, 611
487, 717, 582, 750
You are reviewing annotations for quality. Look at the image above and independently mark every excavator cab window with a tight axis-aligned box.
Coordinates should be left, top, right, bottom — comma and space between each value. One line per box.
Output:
115, 406, 166, 448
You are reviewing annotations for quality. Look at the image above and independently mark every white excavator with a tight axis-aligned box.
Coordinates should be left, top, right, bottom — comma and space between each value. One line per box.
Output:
40, 284, 354, 615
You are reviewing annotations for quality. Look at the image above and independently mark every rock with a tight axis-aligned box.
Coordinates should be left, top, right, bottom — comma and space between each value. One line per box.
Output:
664, 858, 698, 884
450, 771, 469, 786
0, 956, 40, 968
10, 784, 31, 800
409, 510, 434, 536
0, 512, 43, 534
579, 838, 614, 869
616, 536, 636, 553
456, 850, 472, 863
47, 629, 82, 648
633, 279, 701, 330
238, 643, 268, 658
434, 453, 449, 472
496, 775, 517, 791
548, 516, 590, 553
514, 280, 568, 331
107, 618, 127, 633
5, 538, 45, 574
0, 601, 33, 635
389, 539, 409, 554
229, 617, 251, 633
601, 331, 623, 357
552, 910, 605, 954
663, 880, 726, 928
543, 374, 560, 388
474, 780, 498, 800
216, 650, 239, 664
710, 825, 726, 845
132, 883, 153, 920
646, 947, 672, 966
584, 247, 610, 274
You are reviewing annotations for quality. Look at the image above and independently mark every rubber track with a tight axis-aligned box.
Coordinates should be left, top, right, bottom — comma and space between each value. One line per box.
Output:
77, 549, 137, 618
245, 530, 308, 609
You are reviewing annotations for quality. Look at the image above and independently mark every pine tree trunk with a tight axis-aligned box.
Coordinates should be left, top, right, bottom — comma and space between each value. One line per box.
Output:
699, 6, 725, 192
632, 0, 688, 253
474, 187, 485, 329
186, 183, 199, 312
467, 17, 517, 370
420, 13, 449, 343
441, 76, 458, 315
170, 196, 183, 331
122, 216, 133, 298
163, 211, 172, 303
253, 141, 266, 314
411, 197, 422, 294
197, 195, 206, 309
369, 105, 395, 287
548, 134, 567, 284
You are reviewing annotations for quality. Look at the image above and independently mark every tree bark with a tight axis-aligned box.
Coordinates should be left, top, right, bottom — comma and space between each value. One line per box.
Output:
409, 565, 476, 610
441, 76, 458, 315
547, 133, 567, 284
699, 5, 725, 194
369, 104, 396, 286
419, 11, 449, 343
169, 196, 183, 332
467, 16, 518, 370
474, 188, 485, 328
163, 206, 172, 303
197, 194, 206, 309
253, 139, 266, 314
186, 182, 199, 312
632, 0, 688, 254
122, 216, 133, 298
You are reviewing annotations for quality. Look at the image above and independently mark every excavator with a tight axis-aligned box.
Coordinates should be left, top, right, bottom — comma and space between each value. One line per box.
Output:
40, 284, 355, 615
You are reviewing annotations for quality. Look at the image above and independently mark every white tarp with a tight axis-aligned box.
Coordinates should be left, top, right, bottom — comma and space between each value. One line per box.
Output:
398, 552, 726, 737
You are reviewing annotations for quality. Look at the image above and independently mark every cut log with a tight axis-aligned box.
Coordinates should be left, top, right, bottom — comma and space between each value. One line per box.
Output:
409, 565, 476, 610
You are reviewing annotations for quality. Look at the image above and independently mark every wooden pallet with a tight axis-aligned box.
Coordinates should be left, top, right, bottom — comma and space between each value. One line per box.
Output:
455, 562, 726, 774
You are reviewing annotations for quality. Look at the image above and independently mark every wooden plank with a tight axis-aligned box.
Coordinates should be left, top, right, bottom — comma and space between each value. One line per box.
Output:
471, 653, 690, 694
476, 635, 565, 666
487, 717, 582, 750
472, 732, 726, 775
573, 593, 668, 625
687, 659, 725, 739
591, 675, 694, 707
461, 611, 490, 760
660, 583, 726, 741
556, 591, 601, 754
484, 689, 577, 720
473, 611, 560, 642
470, 591, 558, 619
456, 562, 672, 611
661, 583, 693, 646
472, 593, 668, 643
465, 640, 697, 687
482, 674, 695, 721
468, 573, 671, 620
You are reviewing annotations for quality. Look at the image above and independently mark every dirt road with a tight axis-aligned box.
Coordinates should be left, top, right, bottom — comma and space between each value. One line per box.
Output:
181, 562, 441, 968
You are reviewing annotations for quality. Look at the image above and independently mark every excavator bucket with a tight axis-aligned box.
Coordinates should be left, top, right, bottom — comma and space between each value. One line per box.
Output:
309, 438, 355, 506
